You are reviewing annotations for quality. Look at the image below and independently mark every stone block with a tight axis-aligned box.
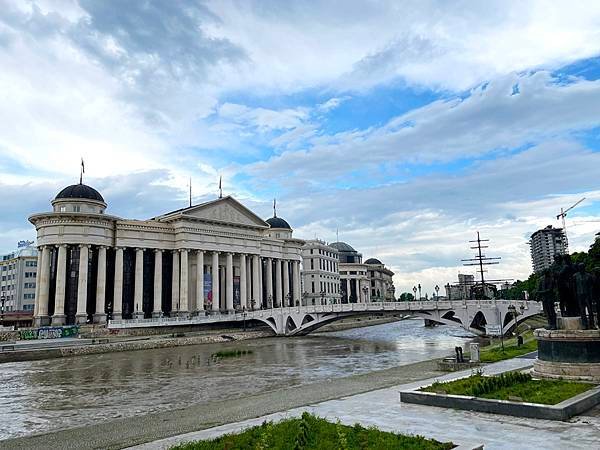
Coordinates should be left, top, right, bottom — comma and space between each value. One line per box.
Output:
558, 317, 583, 330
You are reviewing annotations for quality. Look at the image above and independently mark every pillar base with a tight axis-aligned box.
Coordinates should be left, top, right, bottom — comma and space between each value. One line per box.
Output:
76, 314, 88, 325
93, 313, 107, 325
52, 315, 66, 326
135, 312, 145, 320
152, 311, 163, 318
34, 316, 51, 327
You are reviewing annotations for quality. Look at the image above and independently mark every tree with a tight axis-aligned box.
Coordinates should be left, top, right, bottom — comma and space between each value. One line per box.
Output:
399, 292, 415, 302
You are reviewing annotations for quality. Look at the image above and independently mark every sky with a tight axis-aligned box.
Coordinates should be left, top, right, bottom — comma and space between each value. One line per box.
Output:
1, 0, 600, 296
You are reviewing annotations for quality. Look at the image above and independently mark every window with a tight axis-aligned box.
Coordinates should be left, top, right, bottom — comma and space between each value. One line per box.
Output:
25, 272, 35, 278
310, 259, 314, 270
24, 282, 36, 289
310, 249, 313, 254
26, 260, 37, 267
60, 206, 66, 212
24, 293, 35, 299
73, 205, 81, 212
311, 281, 315, 293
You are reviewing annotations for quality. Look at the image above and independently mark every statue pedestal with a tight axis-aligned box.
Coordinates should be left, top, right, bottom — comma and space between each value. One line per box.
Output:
533, 328, 600, 382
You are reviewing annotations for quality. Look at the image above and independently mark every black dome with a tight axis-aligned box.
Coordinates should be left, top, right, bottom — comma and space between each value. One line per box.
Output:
330, 242, 356, 252
55, 184, 104, 202
266, 217, 291, 229
365, 258, 382, 265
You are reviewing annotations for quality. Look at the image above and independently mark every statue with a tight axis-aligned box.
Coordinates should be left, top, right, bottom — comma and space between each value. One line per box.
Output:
573, 263, 595, 329
554, 254, 579, 316
536, 268, 557, 330
592, 267, 600, 329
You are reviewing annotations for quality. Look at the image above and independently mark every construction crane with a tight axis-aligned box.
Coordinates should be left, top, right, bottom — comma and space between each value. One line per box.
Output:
557, 197, 585, 251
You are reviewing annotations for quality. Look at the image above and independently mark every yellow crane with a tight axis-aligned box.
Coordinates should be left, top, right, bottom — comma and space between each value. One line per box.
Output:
557, 197, 585, 251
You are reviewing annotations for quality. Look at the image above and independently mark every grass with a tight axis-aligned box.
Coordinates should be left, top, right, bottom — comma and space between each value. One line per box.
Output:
479, 330, 538, 362
211, 349, 253, 359
170, 412, 454, 450
422, 372, 594, 405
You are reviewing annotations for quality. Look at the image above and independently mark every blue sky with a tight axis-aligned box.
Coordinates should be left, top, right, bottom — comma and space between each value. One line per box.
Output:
2, 0, 600, 295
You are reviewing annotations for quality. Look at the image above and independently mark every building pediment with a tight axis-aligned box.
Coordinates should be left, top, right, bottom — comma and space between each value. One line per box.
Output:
157, 196, 269, 229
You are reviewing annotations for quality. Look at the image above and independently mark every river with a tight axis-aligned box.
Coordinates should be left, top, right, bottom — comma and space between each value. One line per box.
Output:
0, 319, 473, 440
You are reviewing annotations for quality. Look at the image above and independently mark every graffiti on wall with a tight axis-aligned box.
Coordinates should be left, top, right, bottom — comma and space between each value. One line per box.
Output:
19, 325, 79, 340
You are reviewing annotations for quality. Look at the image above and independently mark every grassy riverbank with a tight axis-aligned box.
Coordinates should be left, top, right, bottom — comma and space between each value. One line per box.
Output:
479, 330, 537, 362
422, 372, 593, 405
172, 412, 454, 450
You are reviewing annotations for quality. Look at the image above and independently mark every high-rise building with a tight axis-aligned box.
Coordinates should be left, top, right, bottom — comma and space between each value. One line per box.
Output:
301, 239, 341, 305
0, 245, 38, 313
529, 225, 566, 273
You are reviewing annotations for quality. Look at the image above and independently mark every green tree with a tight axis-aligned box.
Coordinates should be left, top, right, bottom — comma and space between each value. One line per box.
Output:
399, 292, 415, 302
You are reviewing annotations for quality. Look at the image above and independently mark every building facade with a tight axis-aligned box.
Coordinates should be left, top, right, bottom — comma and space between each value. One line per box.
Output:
529, 225, 566, 273
29, 183, 304, 326
364, 258, 395, 301
0, 245, 38, 313
301, 239, 341, 305
330, 242, 370, 303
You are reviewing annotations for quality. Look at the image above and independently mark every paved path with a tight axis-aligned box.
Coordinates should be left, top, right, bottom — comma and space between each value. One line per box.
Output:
129, 357, 600, 450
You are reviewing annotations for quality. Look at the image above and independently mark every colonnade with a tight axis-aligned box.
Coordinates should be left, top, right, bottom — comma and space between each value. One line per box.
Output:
33, 244, 302, 326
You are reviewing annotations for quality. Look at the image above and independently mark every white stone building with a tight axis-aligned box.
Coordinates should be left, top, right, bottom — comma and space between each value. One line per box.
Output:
364, 258, 395, 301
0, 245, 38, 313
301, 239, 341, 305
29, 183, 304, 326
529, 225, 567, 273
330, 242, 370, 303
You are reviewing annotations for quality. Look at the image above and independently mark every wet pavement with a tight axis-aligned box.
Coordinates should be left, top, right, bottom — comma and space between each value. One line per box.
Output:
0, 319, 473, 440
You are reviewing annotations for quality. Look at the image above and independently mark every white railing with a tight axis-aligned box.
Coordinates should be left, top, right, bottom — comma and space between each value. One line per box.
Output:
108, 299, 539, 329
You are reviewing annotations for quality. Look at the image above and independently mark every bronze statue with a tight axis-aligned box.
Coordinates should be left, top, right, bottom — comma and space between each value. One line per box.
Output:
537, 268, 557, 329
573, 263, 595, 329
554, 254, 579, 316
591, 267, 600, 329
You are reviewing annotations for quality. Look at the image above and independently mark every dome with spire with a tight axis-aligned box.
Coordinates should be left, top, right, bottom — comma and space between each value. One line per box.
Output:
330, 242, 356, 252
55, 183, 104, 202
266, 217, 291, 229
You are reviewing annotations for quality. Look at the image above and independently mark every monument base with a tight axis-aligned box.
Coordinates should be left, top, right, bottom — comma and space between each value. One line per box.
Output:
533, 328, 600, 382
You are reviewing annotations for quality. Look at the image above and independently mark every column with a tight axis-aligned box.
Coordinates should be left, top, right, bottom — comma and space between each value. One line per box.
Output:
179, 249, 189, 316
239, 253, 247, 310
133, 248, 144, 318
266, 257, 273, 308
53, 244, 68, 325
34, 246, 51, 326
283, 260, 290, 306
275, 258, 282, 308
172, 250, 180, 315
113, 247, 124, 319
252, 255, 260, 310
294, 260, 301, 306
32, 247, 43, 319
196, 250, 204, 312
94, 246, 107, 324
226, 252, 234, 312
211, 251, 219, 312
246, 257, 252, 307
153, 249, 162, 317
76, 245, 90, 324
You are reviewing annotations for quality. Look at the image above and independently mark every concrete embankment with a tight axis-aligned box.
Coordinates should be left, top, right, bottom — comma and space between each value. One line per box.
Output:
0, 329, 273, 364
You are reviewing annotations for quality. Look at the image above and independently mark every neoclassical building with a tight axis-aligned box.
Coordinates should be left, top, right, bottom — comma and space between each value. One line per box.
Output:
364, 258, 395, 301
329, 242, 370, 303
29, 183, 304, 326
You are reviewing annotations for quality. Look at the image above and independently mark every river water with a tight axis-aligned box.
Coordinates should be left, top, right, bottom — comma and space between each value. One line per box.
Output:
0, 319, 473, 440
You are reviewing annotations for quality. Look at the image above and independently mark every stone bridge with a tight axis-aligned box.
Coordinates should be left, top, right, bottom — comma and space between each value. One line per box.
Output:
108, 299, 542, 337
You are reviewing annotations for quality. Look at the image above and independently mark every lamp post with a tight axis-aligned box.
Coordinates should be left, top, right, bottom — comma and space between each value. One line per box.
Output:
446, 283, 451, 301
341, 289, 346, 304
285, 293, 291, 308
0, 294, 5, 326
434, 285, 439, 300
319, 290, 325, 305
412, 285, 417, 301
267, 295, 273, 309
362, 285, 368, 303
418, 284, 422, 300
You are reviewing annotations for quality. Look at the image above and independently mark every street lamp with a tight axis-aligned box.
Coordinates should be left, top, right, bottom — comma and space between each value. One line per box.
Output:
412, 285, 417, 301
434, 285, 440, 300
285, 293, 291, 307
0, 294, 5, 326
320, 290, 325, 305
446, 283, 451, 301
418, 284, 422, 300
267, 295, 273, 309
362, 285, 368, 303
